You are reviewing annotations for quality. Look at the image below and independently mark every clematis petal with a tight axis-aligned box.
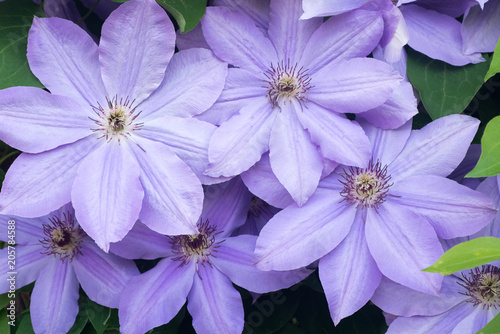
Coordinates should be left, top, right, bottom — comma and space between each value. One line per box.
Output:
462, 0, 500, 54
30, 260, 80, 334
202, 6, 278, 72
389, 114, 479, 182
0, 215, 45, 245
0, 136, 101, 218
119, 259, 195, 334
401, 5, 484, 65
128, 136, 201, 236
205, 100, 275, 177
27, 17, 106, 107
212, 235, 311, 293
269, 101, 323, 206
452, 306, 496, 334
138, 48, 228, 121
188, 266, 244, 334
176, 24, 210, 51
254, 188, 355, 271
72, 143, 143, 251
319, 212, 382, 325
416, 0, 477, 18
99, 0, 174, 103
366, 201, 443, 295
300, 0, 366, 19
214, 0, 270, 32
0, 87, 92, 153
73, 241, 139, 308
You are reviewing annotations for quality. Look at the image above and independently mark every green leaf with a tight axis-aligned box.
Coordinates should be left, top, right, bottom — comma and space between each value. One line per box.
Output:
156, 0, 206, 33
85, 299, 113, 334
0, 309, 11, 334
68, 296, 90, 334
406, 49, 491, 120
485, 38, 500, 82
0, 0, 44, 89
476, 312, 500, 334
466, 115, 500, 177
0, 293, 11, 309
423, 237, 500, 275
16, 310, 35, 334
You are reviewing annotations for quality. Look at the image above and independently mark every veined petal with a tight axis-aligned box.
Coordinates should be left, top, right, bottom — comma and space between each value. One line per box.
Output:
0, 136, 101, 217
319, 213, 382, 325
205, 100, 275, 177
188, 266, 244, 334
0, 214, 45, 245
99, 0, 175, 103
453, 306, 497, 334
129, 136, 201, 236
202, 6, 278, 72
0, 246, 49, 293
462, 0, 500, 54
416, 0, 477, 18
30, 260, 80, 334
391, 175, 497, 239
0, 87, 92, 153
27, 17, 106, 107
214, 0, 270, 32
254, 188, 355, 271
389, 114, 479, 182
301, 0, 366, 19
73, 241, 139, 308
212, 235, 311, 293
138, 48, 228, 121
366, 202, 443, 295
269, 101, 323, 206
379, 6, 409, 63
119, 259, 195, 334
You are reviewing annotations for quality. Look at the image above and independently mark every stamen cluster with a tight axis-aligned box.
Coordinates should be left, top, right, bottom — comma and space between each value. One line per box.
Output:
458, 265, 500, 309
90, 96, 143, 142
264, 60, 312, 110
40, 213, 85, 262
339, 160, 393, 210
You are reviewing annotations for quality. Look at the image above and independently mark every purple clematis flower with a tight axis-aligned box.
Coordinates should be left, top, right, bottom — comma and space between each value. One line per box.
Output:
371, 175, 500, 333
254, 114, 497, 324
462, 0, 500, 55
114, 177, 310, 334
201, 0, 410, 206
0, 0, 228, 251
0, 203, 139, 334
301, 0, 484, 66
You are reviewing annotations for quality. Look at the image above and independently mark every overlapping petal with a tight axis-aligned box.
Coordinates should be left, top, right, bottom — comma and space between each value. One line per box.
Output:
0, 214, 46, 245
462, 0, 500, 54
300, 0, 366, 19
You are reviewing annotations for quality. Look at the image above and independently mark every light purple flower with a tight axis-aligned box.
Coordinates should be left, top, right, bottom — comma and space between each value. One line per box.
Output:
0, 0, 228, 250
254, 114, 497, 324
0, 204, 139, 334
201, 0, 410, 206
114, 177, 310, 334
462, 0, 500, 55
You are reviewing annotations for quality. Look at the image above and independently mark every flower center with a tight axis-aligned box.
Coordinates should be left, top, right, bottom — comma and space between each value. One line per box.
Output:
339, 160, 392, 210
264, 61, 312, 110
458, 265, 500, 309
90, 96, 143, 142
40, 213, 85, 261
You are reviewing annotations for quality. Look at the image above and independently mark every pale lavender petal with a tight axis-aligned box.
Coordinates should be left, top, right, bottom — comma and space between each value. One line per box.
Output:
119, 259, 195, 334
139, 48, 228, 121
99, 0, 174, 103
254, 188, 355, 271
129, 136, 201, 236
0, 136, 101, 217
300, 9, 384, 72
176, 24, 210, 51
202, 6, 278, 72
416, 0, 477, 17
212, 235, 310, 293
0, 214, 45, 245
476, 175, 500, 211
202, 177, 253, 237
205, 101, 275, 177
241, 153, 295, 209
27, 17, 106, 107
0, 246, 50, 293
73, 241, 139, 308
296, 102, 371, 167
389, 114, 479, 182
373, 45, 409, 79
109, 221, 172, 260
30, 260, 79, 334
448, 144, 482, 186
402, 5, 484, 65
269, 101, 323, 206
371, 276, 467, 317
72, 143, 143, 251
452, 304, 495, 333
214, 0, 270, 32
375, 5, 409, 63
319, 213, 382, 325
301, 0, 366, 19
0, 87, 92, 153
366, 201, 443, 295
268, 0, 322, 63
462, 0, 500, 54
391, 175, 497, 238
188, 266, 244, 334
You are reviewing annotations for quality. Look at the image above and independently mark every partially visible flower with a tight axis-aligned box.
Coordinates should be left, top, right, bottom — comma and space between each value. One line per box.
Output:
461, 0, 500, 55
254, 115, 497, 324
114, 177, 310, 334
0, 204, 139, 334
42, 0, 119, 22
233, 195, 280, 236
